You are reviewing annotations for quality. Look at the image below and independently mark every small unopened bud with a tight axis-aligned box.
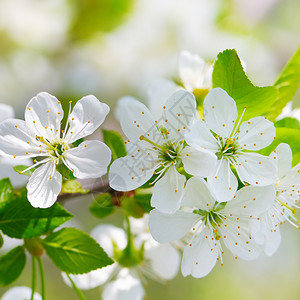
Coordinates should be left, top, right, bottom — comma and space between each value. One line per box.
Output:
25, 238, 44, 257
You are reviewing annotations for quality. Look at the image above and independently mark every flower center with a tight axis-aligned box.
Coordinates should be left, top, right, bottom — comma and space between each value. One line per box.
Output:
216, 137, 240, 161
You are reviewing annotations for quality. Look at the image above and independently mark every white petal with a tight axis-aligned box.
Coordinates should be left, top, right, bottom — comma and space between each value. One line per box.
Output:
249, 213, 281, 256
109, 153, 155, 191
185, 119, 219, 152
146, 242, 180, 280
223, 185, 276, 217
27, 161, 62, 208
0, 103, 14, 122
236, 152, 277, 186
149, 209, 200, 243
115, 96, 139, 121
203, 88, 237, 137
181, 145, 217, 177
1, 286, 41, 300
207, 159, 238, 202
119, 98, 156, 142
90, 224, 127, 256
63, 140, 111, 179
279, 162, 300, 188
151, 166, 186, 213
0, 157, 32, 188
102, 274, 145, 300
182, 177, 216, 210
147, 78, 181, 119
238, 117, 276, 150
163, 90, 196, 143
181, 227, 218, 278
178, 50, 210, 91
61, 265, 116, 290
219, 220, 261, 261
64, 95, 110, 143
272, 143, 292, 178
0, 119, 46, 158
25, 92, 63, 141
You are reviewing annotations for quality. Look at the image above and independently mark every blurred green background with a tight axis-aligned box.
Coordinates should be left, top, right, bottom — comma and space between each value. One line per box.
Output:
0, 0, 300, 299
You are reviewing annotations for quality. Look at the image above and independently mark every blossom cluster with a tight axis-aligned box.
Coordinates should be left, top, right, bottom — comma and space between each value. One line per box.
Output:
0, 50, 299, 300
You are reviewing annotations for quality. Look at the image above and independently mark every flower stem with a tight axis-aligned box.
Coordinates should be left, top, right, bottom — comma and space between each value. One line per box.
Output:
66, 273, 87, 300
37, 257, 45, 300
31, 256, 36, 300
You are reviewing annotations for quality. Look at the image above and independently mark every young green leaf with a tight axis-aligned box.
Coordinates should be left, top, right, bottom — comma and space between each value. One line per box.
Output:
275, 117, 300, 130
42, 228, 114, 274
0, 246, 26, 286
102, 129, 127, 162
0, 196, 73, 239
212, 49, 278, 120
61, 180, 88, 194
267, 45, 300, 120
0, 178, 13, 203
13, 165, 35, 176
90, 193, 115, 219
260, 127, 300, 166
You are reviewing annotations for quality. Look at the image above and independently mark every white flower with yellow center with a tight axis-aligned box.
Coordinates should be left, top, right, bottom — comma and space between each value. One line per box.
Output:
185, 88, 277, 202
109, 90, 217, 213
250, 143, 300, 256
0, 92, 111, 208
149, 177, 275, 278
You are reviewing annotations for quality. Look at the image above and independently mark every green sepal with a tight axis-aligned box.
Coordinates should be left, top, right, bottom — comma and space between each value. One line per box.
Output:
24, 237, 44, 257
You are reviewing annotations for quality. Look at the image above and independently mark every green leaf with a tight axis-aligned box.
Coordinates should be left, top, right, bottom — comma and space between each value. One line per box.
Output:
0, 178, 13, 203
212, 49, 279, 120
42, 228, 114, 274
0, 246, 26, 286
275, 117, 300, 130
0, 195, 73, 239
260, 128, 300, 166
13, 165, 35, 176
102, 129, 127, 162
56, 164, 75, 180
267, 45, 300, 120
90, 193, 115, 219
61, 180, 88, 194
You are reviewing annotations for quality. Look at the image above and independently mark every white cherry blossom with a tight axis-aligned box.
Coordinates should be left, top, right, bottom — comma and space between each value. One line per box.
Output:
250, 143, 300, 256
109, 90, 217, 213
149, 177, 275, 278
0, 92, 111, 208
185, 87, 277, 202
1, 286, 41, 300
178, 50, 213, 92
0, 103, 32, 188
62, 219, 180, 300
